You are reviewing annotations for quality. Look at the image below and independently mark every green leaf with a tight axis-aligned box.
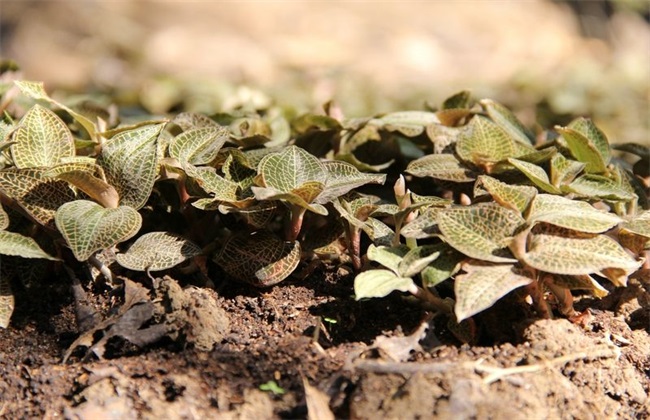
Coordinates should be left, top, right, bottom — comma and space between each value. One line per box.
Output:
257, 145, 327, 189
214, 230, 300, 287
14, 80, 98, 140
115, 232, 202, 271
315, 161, 386, 204
367, 244, 409, 274
0, 275, 13, 328
332, 193, 382, 229
475, 175, 537, 214
11, 104, 75, 168
556, 123, 607, 174
172, 112, 219, 131
563, 174, 636, 201
455, 116, 534, 167
550, 153, 585, 187
480, 99, 534, 145
619, 211, 650, 253
98, 123, 165, 209
378, 111, 439, 137
185, 164, 240, 202
527, 194, 622, 233
0, 203, 9, 230
169, 126, 229, 166
0, 168, 76, 227
421, 244, 464, 287
454, 261, 533, 322
361, 217, 395, 246
43, 161, 120, 208
406, 154, 476, 182
0, 231, 60, 260
354, 269, 416, 300
55, 200, 142, 261
522, 231, 642, 279
441, 90, 471, 110
438, 204, 523, 263
568, 117, 610, 166
398, 244, 443, 278
400, 208, 441, 239
507, 158, 561, 194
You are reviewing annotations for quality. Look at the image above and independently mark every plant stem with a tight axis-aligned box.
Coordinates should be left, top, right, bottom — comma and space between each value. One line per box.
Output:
285, 205, 306, 241
526, 279, 552, 319
346, 225, 362, 271
411, 285, 450, 314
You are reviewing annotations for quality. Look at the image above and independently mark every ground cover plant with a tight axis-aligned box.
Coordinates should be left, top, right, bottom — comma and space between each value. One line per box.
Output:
0, 72, 649, 418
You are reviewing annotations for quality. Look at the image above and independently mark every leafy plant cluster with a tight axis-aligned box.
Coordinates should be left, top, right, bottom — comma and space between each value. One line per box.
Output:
0, 80, 647, 342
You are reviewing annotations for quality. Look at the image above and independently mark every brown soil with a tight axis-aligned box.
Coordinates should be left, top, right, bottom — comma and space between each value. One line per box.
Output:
1, 265, 650, 419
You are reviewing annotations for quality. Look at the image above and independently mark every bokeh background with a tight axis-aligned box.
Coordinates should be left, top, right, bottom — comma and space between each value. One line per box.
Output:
0, 0, 648, 144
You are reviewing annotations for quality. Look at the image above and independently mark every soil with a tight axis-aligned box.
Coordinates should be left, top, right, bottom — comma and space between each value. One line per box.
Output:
1, 263, 650, 419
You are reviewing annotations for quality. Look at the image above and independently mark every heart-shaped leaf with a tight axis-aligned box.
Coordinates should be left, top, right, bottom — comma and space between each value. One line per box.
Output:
354, 269, 416, 300
43, 161, 119, 208
116, 232, 202, 271
214, 230, 300, 287
406, 154, 477, 182
169, 126, 229, 166
480, 99, 534, 145
0, 168, 76, 227
475, 175, 537, 214
438, 204, 524, 263
522, 231, 642, 280
257, 145, 327, 189
98, 123, 165, 209
527, 194, 622, 233
456, 116, 534, 167
0, 231, 60, 260
454, 261, 533, 322
11, 104, 75, 168
55, 200, 142, 261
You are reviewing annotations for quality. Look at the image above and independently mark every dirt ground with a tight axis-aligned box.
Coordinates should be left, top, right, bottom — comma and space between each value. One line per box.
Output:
1, 262, 650, 419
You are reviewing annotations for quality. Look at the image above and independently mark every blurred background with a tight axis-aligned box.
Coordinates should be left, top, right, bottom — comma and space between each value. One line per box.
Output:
0, 0, 648, 144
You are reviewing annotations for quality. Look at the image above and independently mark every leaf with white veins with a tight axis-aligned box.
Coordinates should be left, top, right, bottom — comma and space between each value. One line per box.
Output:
116, 232, 202, 271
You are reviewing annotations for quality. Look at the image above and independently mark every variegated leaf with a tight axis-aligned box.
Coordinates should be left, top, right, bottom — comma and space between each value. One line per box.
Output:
11, 104, 75, 168
378, 111, 440, 137
456, 116, 534, 167
0, 168, 76, 227
361, 217, 395, 246
508, 158, 561, 194
14, 80, 97, 140
315, 161, 386, 204
257, 145, 327, 189
55, 200, 142, 261
475, 175, 537, 214
480, 99, 534, 145
557, 121, 607, 174
169, 126, 229, 166
0, 275, 13, 328
567, 117, 610, 167
214, 230, 300, 287
354, 269, 416, 300
172, 112, 219, 131
563, 174, 636, 201
522, 231, 642, 280
550, 153, 585, 187
0, 231, 60, 260
115, 232, 202, 271
0, 203, 8, 230
619, 211, 650, 253
43, 162, 119, 208
454, 261, 533, 322
185, 164, 240, 202
406, 154, 476, 182
400, 208, 441, 239
252, 182, 327, 215
438, 204, 523, 263
550, 274, 608, 298
527, 194, 622, 233
98, 123, 165, 209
